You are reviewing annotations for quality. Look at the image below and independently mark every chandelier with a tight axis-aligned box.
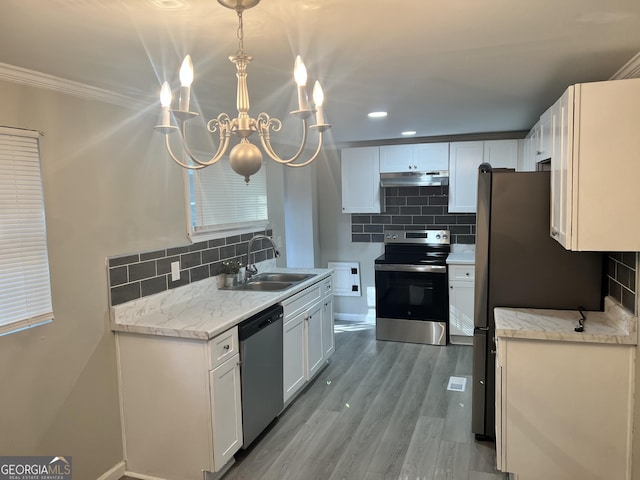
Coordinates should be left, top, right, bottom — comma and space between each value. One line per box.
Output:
155, 0, 331, 183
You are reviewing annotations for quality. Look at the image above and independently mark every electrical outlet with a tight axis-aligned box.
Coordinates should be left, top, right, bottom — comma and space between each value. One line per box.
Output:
171, 261, 180, 281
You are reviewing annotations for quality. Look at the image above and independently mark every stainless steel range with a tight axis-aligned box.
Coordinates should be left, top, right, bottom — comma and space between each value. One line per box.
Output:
374, 230, 450, 346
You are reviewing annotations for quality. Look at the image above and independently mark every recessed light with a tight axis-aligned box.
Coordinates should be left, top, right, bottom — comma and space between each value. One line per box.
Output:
401, 131, 417, 136
368, 111, 388, 119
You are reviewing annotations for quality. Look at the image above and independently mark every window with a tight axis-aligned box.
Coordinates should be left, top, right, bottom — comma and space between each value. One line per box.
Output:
0, 127, 53, 335
187, 155, 269, 239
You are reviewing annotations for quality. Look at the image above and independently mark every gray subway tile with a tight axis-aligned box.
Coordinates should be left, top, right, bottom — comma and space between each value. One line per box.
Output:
190, 265, 210, 283
352, 234, 371, 242
141, 276, 167, 297
129, 261, 157, 282
181, 251, 202, 269
109, 266, 128, 287
168, 271, 190, 289
202, 248, 220, 264
109, 254, 139, 267
140, 249, 166, 261
111, 283, 141, 305
167, 245, 189, 256
157, 256, 180, 275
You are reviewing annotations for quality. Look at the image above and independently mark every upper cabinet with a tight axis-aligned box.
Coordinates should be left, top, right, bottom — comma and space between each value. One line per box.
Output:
448, 141, 484, 213
520, 107, 552, 172
379, 143, 449, 173
449, 140, 519, 213
550, 78, 640, 251
538, 107, 552, 160
341, 146, 381, 214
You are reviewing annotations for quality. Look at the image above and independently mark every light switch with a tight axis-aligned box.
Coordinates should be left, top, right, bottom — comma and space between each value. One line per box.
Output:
171, 261, 180, 281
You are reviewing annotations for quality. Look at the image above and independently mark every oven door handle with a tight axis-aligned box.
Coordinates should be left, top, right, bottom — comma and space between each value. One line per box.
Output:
375, 264, 447, 273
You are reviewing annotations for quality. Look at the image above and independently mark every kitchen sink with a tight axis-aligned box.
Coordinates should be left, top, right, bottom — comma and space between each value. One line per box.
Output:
226, 280, 293, 292
221, 272, 316, 292
249, 272, 316, 283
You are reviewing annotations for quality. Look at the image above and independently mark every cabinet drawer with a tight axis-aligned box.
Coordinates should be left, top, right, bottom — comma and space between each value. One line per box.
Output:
449, 265, 475, 281
321, 277, 333, 298
208, 326, 238, 370
282, 283, 322, 319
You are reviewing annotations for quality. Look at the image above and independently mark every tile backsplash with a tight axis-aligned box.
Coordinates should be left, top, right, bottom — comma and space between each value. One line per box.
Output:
107, 229, 274, 306
607, 252, 637, 314
351, 185, 476, 244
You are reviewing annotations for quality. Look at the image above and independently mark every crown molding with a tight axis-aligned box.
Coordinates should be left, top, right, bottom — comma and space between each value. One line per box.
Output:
0, 62, 146, 109
610, 52, 640, 79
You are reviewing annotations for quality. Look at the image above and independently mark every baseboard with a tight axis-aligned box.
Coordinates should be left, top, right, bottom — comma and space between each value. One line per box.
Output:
96, 461, 125, 480
334, 312, 375, 323
122, 472, 168, 480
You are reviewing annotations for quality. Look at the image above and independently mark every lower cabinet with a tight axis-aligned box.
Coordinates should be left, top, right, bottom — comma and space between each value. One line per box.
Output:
282, 275, 334, 404
283, 310, 306, 402
448, 264, 474, 343
496, 337, 634, 480
209, 355, 243, 471
116, 328, 243, 480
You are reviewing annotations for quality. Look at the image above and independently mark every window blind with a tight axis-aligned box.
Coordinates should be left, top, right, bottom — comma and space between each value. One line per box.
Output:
0, 127, 53, 335
190, 156, 268, 234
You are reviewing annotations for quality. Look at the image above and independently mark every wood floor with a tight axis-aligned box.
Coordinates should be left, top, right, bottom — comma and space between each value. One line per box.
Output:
225, 321, 504, 480
121, 321, 505, 480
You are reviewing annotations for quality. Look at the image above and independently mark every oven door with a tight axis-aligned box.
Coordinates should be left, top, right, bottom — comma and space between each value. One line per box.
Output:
375, 264, 448, 322
375, 264, 449, 345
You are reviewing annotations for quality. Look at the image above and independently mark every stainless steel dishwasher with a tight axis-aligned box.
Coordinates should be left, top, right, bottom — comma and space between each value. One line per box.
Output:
238, 304, 284, 448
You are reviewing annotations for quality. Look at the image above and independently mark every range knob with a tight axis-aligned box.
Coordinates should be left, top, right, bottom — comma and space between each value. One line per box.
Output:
436, 234, 441, 239
443, 234, 448, 239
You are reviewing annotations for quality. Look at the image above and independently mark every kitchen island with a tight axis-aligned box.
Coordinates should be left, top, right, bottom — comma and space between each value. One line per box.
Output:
494, 297, 637, 480
111, 265, 333, 480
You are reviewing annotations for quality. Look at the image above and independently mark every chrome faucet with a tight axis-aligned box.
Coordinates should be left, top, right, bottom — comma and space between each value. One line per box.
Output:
245, 235, 280, 280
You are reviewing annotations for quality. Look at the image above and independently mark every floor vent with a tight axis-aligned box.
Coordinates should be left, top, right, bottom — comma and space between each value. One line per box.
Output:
447, 376, 467, 392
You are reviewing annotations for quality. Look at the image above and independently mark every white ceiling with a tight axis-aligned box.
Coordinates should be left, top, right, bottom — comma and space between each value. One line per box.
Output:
2, 0, 640, 146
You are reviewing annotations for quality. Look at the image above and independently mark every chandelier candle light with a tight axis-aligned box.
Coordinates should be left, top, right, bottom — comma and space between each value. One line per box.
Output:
155, 0, 331, 183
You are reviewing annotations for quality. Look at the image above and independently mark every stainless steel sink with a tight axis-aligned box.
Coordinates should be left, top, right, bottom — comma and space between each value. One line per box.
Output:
221, 272, 316, 292
249, 272, 316, 283
226, 280, 293, 292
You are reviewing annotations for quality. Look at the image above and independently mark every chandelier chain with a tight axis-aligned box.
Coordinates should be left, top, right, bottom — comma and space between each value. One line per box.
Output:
236, 10, 245, 55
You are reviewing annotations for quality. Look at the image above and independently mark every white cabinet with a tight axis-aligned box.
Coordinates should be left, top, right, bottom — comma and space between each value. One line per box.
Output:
282, 275, 334, 404
322, 295, 335, 358
449, 140, 519, 213
519, 127, 538, 172
538, 106, 552, 160
496, 336, 634, 480
283, 309, 306, 401
116, 327, 243, 479
448, 264, 474, 343
379, 143, 449, 173
549, 78, 640, 251
209, 353, 243, 471
341, 146, 381, 213
448, 141, 484, 213
483, 139, 518, 169
306, 301, 324, 378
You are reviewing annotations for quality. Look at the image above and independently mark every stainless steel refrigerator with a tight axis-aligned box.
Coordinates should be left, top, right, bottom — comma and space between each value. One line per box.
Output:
472, 165, 604, 440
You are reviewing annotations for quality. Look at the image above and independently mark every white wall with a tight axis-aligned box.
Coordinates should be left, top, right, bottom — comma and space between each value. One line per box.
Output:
0, 80, 188, 479
316, 148, 382, 321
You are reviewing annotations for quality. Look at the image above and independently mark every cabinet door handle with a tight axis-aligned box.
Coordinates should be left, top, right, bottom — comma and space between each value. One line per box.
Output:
450, 286, 453, 289
223, 344, 230, 350
551, 229, 559, 237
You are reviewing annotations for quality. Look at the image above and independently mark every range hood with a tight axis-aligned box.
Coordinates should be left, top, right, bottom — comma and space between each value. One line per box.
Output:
380, 170, 449, 187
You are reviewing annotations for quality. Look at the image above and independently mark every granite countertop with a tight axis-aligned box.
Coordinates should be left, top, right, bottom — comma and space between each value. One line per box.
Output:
110, 266, 332, 341
494, 297, 637, 345
446, 251, 476, 265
